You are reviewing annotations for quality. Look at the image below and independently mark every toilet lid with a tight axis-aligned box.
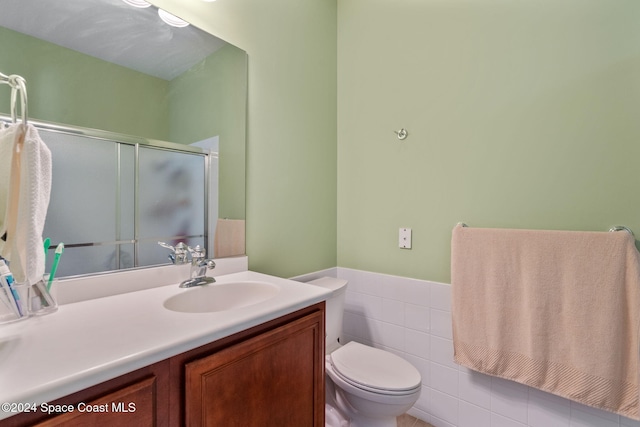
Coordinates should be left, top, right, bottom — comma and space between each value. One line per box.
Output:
330, 342, 421, 392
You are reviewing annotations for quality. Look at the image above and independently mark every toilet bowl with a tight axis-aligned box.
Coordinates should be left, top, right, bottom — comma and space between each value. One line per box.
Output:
326, 342, 421, 427
306, 277, 422, 427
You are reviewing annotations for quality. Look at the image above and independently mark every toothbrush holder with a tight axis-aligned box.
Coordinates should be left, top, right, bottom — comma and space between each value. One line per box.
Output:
27, 275, 58, 316
0, 282, 29, 324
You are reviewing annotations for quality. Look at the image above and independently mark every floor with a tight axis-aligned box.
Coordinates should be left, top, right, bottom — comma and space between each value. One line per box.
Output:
397, 414, 433, 427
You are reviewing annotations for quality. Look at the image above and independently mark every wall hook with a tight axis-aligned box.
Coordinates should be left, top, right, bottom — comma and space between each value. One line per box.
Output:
394, 128, 408, 140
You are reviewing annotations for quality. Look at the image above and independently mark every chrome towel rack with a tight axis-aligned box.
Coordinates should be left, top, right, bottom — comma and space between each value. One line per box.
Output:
609, 225, 634, 237
457, 222, 634, 237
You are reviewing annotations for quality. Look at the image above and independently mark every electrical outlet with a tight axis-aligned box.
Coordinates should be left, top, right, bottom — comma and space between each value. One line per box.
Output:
399, 228, 412, 249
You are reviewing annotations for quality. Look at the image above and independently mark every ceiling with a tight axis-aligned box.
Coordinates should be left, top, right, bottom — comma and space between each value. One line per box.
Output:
0, 0, 226, 80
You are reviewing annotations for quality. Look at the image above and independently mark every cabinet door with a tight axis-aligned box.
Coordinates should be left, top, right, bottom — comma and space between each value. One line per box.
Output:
185, 311, 324, 427
33, 377, 157, 427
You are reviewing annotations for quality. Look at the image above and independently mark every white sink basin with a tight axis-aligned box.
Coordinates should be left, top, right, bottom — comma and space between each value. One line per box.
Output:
163, 281, 281, 313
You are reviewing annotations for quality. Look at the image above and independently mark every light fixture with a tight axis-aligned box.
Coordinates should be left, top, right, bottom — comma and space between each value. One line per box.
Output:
158, 9, 190, 27
121, 0, 152, 8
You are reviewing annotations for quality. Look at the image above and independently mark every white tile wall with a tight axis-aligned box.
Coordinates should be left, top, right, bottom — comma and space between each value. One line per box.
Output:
334, 267, 640, 427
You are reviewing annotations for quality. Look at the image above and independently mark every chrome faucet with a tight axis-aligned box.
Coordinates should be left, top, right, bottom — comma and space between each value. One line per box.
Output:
158, 242, 189, 265
158, 242, 216, 288
185, 245, 216, 287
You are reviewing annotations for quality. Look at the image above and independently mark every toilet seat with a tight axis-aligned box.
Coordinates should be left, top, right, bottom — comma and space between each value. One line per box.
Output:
330, 342, 421, 396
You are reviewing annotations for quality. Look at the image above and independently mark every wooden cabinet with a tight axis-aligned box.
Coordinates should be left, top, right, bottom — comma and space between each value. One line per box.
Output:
1, 361, 170, 427
34, 377, 158, 427
185, 310, 324, 427
1, 303, 325, 427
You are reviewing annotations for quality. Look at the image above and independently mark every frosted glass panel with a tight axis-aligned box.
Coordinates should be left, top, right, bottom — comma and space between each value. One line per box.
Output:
118, 244, 135, 271
45, 244, 136, 277
49, 246, 117, 277
119, 145, 135, 241
40, 129, 210, 277
42, 130, 117, 245
138, 147, 206, 241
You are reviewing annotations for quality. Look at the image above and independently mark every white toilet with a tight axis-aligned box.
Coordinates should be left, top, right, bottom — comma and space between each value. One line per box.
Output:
307, 277, 422, 427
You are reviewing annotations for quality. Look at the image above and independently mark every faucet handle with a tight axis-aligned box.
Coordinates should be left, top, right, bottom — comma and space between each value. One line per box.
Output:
187, 245, 206, 261
187, 245, 216, 271
158, 241, 173, 251
158, 241, 189, 264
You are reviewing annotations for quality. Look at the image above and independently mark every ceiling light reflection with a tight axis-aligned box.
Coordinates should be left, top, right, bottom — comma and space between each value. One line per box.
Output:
158, 9, 190, 28
122, 0, 152, 8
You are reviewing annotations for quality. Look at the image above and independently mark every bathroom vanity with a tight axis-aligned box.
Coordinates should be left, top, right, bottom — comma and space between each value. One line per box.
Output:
0, 270, 329, 426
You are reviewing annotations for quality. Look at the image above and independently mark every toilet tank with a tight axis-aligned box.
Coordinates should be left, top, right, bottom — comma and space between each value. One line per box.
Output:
306, 277, 347, 353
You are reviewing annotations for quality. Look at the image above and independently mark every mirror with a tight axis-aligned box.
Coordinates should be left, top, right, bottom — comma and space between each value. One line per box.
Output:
0, 0, 247, 278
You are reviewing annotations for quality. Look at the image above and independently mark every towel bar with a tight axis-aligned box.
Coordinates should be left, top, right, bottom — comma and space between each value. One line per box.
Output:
457, 223, 634, 237
609, 226, 634, 237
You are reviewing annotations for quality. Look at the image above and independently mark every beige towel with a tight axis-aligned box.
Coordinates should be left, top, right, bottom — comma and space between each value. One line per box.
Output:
214, 219, 245, 258
451, 225, 640, 419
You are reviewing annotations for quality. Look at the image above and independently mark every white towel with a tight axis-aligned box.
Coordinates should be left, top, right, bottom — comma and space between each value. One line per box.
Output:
0, 124, 51, 285
0, 123, 19, 242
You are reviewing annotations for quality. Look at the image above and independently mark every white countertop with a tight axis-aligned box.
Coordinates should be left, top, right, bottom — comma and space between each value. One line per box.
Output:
0, 270, 330, 420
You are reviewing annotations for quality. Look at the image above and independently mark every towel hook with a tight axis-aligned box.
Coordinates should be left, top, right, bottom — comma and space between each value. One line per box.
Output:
1, 73, 28, 128
394, 128, 408, 140
9, 75, 28, 128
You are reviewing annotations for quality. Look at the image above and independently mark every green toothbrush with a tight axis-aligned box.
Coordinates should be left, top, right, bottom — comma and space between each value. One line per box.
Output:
43, 237, 50, 268
47, 243, 64, 291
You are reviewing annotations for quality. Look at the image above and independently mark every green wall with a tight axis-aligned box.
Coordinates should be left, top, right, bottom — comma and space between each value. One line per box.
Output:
0, 27, 170, 140
44, 0, 634, 284
337, 0, 640, 283
152, 0, 338, 277
169, 44, 247, 219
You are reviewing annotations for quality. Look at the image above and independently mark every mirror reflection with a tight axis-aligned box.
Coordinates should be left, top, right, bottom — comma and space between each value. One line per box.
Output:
0, 0, 247, 278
